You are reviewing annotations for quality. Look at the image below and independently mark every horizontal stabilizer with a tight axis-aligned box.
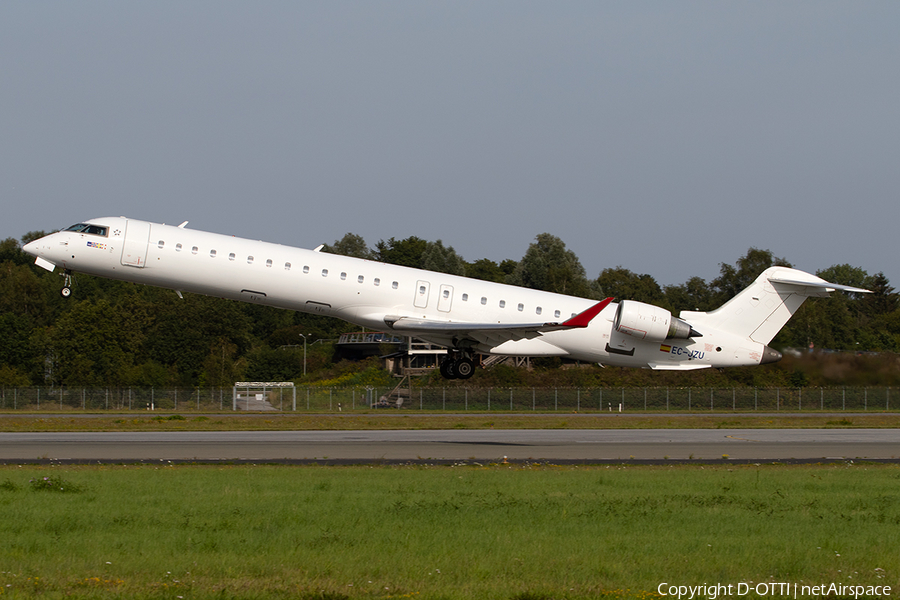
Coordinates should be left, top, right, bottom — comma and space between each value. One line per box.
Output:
767, 276, 871, 294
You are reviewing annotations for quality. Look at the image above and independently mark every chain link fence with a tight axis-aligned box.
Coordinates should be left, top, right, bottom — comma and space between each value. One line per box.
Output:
0, 386, 894, 412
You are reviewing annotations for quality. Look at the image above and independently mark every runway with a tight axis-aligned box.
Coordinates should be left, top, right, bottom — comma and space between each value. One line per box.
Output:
1, 429, 898, 462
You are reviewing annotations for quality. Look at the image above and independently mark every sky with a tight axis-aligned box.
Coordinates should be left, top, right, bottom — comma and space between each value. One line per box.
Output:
2, 2, 898, 288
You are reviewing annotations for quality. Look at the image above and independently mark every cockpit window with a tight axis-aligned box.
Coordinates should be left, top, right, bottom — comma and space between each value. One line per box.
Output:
65, 223, 109, 237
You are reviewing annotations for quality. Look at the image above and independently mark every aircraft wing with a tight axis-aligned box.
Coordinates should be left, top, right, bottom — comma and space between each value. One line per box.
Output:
383, 297, 613, 346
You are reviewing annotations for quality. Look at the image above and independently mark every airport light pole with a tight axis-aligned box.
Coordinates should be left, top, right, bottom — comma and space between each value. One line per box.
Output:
298, 333, 307, 377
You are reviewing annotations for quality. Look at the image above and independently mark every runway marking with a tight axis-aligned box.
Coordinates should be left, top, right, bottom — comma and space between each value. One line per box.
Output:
725, 435, 763, 442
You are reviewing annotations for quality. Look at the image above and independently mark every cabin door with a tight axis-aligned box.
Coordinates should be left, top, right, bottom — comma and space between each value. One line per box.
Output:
414, 280, 430, 308
437, 284, 453, 312
120, 220, 151, 267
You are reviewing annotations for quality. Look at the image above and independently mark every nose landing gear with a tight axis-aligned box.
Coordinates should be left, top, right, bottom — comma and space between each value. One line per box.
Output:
60, 271, 74, 299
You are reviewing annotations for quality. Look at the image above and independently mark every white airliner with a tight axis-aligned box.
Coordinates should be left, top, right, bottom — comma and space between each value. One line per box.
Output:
22, 217, 869, 379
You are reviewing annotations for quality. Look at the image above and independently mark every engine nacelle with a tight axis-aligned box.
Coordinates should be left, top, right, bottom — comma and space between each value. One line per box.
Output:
613, 300, 698, 341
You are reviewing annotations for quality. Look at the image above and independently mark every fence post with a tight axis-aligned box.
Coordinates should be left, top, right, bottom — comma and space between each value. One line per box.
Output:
799, 387, 801, 411
843, 388, 845, 411
488, 388, 491, 411
688, 388, 691, 411
732, 388, 735, 411
644, 388, 647, 411
510, 388, 513, 411
754, 388, 757, 411
865, 387, 868, 411
710, 388, 713, 411
443, 387, 445, 411
532, 388, 535, 411
666, 387, 669, 411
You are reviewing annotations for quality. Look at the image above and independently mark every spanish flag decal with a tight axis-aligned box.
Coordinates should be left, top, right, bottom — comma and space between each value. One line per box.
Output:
659, 344, 672, 353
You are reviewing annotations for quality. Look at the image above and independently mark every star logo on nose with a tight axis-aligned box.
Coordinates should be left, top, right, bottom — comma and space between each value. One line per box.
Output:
113, 229, 121, 236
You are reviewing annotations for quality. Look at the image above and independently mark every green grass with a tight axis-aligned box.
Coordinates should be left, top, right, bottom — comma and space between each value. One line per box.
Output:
0, 464, 897, 599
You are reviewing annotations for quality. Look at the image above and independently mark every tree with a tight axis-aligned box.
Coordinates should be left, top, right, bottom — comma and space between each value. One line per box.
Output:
466, 258, 508, 283
596, 267, 665, 306
420, 240, 466, 276
507, 233, 596, 298
712, 248, 792, 303
373, 236, 428, 268
664, 276, 715, 312
862, 272, 898, 316
323, 233, 373, 259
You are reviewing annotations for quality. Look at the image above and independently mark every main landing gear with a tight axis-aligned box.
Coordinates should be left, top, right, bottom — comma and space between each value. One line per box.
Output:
439, 351, 476, 380
60, 270, 73, 299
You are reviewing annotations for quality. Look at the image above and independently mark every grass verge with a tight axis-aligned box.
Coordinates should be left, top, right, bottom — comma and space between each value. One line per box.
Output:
1, 413, 900, 432
0, 463, 897, 599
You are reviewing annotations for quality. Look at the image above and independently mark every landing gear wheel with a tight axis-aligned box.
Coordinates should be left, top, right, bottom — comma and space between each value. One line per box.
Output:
440, 359, 457, 379
454, 357, 475, 379
60, 287, 72, 299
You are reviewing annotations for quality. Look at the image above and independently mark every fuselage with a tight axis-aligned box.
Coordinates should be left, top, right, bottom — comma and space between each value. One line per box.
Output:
23, 217, 769, 370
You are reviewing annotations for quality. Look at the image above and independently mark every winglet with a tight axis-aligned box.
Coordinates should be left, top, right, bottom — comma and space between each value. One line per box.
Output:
560, 297, 614, 328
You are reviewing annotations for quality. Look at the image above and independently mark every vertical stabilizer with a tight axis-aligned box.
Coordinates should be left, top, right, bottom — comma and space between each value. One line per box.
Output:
679, 267, 868, 346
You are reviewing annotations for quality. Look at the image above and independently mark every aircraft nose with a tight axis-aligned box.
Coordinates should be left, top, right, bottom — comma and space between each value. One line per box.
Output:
22, 239, 39, 257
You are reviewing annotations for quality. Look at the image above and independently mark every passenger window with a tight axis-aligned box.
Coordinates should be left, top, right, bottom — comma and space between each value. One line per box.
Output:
358, 275, 364, 283
158, 240, 165, 249
210, 250, 217, 258
374, 278, 380, 286
340, 272, 347, 280
554, 310, 561, 318
536, 307, 542, 315
462, 293, 468, 301
322, 269, 328, 277
266, 259, 273, 268
247, 256, 254, 264
303, 266, 309, 274
499, 300, 506, 308
443, 290, 450, 298
176, 243, 182, 252
517, 303, 524, 312
228, 253, 235, 261
419, 285, 426, 295
192, 246, 198, 255
392, 281, 398, 289
481, 297, 487, 305
285, 262, 291, 270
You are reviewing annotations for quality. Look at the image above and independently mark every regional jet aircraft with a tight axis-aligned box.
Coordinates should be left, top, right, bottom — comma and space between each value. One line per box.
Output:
22, 217, 869, 379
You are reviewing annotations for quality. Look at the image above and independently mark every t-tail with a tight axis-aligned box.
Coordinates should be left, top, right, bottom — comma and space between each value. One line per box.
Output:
680, 267, 870, 362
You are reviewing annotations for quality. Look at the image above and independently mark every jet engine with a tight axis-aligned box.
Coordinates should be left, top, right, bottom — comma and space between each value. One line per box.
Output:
613, 300, 700, 341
